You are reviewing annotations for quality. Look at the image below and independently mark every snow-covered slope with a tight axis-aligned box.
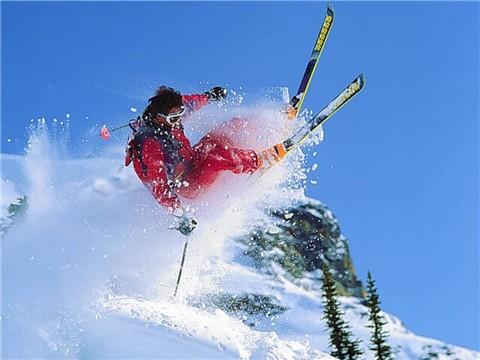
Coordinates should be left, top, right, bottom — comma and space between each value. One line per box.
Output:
92, 296, 330, 359
1, 105, 478, 359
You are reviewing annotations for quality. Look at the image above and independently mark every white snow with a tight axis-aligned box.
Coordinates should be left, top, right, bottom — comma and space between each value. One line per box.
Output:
94, 296, 330, 359
1, 98, 478, 359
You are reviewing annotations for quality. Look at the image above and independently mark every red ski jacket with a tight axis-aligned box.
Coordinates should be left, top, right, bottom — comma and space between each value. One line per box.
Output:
125, 94, 210, 210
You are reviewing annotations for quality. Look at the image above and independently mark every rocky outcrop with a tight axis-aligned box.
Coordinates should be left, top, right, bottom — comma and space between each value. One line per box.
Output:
238, 198, 365, 298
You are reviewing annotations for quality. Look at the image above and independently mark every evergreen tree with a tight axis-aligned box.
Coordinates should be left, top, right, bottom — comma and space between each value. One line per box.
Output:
321, 262, 363, 360
1, 196, 28, 236
346, 337, 364, 360
366, 271, 393, 360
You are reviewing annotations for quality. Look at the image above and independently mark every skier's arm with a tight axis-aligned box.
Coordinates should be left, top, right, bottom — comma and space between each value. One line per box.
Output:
136, 139, 182, 211
182, 87, 228, 115
182, 94, 210, 114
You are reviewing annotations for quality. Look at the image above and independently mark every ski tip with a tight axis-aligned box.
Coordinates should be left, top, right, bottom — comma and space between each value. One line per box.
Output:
358, 73, 366, 88
327, 2, 335, 16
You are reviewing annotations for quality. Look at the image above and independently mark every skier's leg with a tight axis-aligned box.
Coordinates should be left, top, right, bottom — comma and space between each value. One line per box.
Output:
194, 132, 259, 173
177, 133, 260, 198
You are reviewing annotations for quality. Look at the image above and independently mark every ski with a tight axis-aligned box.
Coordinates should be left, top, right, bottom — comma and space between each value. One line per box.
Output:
288, 4, 335, 119
258, 74, 365, 177
285, 74, 365, 151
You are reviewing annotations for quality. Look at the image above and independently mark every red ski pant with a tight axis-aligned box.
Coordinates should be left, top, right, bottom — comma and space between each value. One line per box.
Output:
177, 133, 259, 199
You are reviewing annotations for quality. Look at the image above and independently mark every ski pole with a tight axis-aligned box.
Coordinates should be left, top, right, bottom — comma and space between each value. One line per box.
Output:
109, 123, 131, 132
173, 238, 189, 297
100, 120, 136, 140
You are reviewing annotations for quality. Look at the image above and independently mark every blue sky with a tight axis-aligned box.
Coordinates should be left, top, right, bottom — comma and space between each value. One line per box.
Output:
2, 1, 479, 350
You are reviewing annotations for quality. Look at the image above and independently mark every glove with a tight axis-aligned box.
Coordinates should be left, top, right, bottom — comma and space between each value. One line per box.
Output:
176, 213, 198, 236
205, 86, 227, 101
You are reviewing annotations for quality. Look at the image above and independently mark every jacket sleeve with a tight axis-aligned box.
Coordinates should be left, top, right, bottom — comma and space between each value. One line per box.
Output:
182, 94, 210, 115
133, 138, 181, 211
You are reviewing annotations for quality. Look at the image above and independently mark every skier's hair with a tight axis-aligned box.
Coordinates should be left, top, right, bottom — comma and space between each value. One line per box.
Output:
146, 86, 183, 116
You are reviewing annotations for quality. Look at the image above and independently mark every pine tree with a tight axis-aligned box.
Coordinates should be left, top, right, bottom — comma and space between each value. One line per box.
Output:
366, 271, 393, 360
346, 337, 364, 360
321, 262, 363, 360
1, 196, 28, 236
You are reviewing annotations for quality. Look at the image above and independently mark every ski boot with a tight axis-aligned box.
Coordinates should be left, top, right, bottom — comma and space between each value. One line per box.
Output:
256, 143, 287, 171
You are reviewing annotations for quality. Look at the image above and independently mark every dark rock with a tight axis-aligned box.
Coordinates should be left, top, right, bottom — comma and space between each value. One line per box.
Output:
238, 198, 365, 298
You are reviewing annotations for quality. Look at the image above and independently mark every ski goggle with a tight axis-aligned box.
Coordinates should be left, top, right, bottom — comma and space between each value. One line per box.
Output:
157, 107, 186, 125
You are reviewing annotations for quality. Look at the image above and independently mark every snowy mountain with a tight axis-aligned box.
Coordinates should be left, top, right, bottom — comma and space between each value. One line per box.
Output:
1, 108, 478, 359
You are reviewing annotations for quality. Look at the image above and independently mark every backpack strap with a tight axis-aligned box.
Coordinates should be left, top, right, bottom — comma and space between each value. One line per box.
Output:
125, 120, 184, 181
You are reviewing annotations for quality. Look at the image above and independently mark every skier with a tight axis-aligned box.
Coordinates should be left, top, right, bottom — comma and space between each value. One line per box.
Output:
125, 86, 286, 235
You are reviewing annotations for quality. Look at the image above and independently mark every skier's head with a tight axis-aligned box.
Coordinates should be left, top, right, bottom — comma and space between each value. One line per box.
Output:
145, 86, 185, 128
